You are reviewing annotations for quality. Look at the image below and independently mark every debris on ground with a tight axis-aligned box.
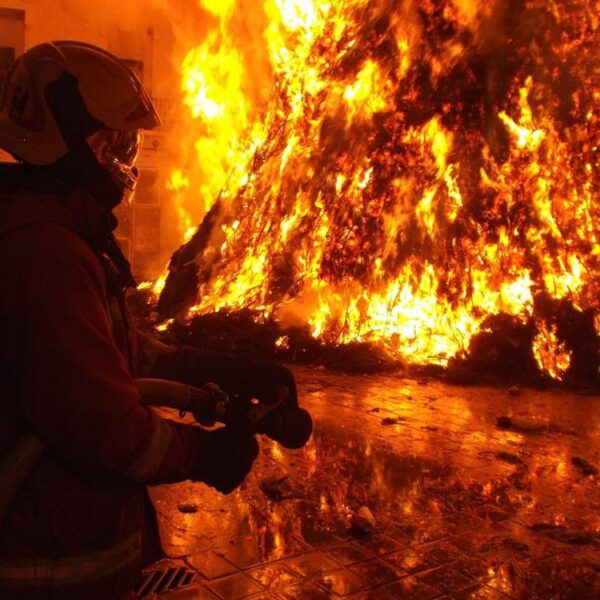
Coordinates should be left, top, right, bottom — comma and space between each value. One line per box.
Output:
547, 422, 578, 435
381, 417, 399, 426
496, 416, 513, 430
259, 475, 296, 501
502, 537, 530, 553
571, 457, 598, 476
497, 414, 579, 436
496, 414, 548, 432
350, 506, 376, 535
177, 503, 198, 514
481, 451, 528, 468
529, 523, 600, 546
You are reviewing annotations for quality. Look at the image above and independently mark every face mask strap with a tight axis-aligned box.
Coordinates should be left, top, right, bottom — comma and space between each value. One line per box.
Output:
44, 72, 128, 209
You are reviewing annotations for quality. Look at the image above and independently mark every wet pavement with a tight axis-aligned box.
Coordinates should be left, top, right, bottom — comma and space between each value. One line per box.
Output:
148, 367, 600, 599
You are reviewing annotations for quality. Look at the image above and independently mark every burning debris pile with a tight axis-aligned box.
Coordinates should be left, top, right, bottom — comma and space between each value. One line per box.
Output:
150, 0, 599, 385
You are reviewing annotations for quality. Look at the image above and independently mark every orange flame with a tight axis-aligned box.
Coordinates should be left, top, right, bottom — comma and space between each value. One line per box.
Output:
165, 0, 599, 377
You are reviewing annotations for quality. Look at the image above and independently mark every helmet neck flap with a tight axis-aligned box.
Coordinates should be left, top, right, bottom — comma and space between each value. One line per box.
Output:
33, 73, 138, 287
44, 71, 125, 210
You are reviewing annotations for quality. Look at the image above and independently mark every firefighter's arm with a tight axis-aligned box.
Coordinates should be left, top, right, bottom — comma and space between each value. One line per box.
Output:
142, 336, 298, 408
15, 225, 256, 490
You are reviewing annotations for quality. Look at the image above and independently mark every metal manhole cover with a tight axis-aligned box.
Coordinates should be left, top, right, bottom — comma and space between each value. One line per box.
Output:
135, 561, 196, 598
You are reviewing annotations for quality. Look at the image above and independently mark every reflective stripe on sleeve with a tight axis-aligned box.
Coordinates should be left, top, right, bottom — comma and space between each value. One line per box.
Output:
0, 433, 45, 524
124, 412, 173, 482
0, 530, 141, 587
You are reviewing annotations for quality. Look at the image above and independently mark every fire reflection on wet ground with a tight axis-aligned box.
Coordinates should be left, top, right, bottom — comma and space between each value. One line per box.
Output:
150, 367, 600, 599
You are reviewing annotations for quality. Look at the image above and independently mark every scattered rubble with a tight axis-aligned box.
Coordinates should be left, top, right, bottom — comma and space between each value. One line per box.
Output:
530, 523, 600, 546
571, 457, 598, 476
496, 415, 547, 433
492, 451, 528, 468
496, 414, 579, 436
502, 537, 530, 553
259, 475, 297, 502
350, 506, 376, 535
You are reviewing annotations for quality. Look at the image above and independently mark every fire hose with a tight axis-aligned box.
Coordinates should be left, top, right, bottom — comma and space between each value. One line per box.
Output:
0, 378, 312, 526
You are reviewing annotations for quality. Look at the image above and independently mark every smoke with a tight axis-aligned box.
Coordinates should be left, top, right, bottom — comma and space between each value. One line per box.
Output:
58, 0, 155, 30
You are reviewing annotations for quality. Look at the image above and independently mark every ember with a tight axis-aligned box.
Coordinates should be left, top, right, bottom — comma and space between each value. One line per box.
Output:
156, 0, 599, 384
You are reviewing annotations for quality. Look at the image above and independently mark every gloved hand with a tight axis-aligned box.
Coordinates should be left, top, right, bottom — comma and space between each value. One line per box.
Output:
227, 359, 298, 407
191, 427, 259, 494
151, 347, 298, 409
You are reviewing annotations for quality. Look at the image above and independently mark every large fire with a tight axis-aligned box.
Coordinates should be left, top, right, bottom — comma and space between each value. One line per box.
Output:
156, 0, 599, 381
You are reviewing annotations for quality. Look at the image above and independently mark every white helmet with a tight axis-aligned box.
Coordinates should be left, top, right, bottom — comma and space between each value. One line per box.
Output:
0, 41, 160, 206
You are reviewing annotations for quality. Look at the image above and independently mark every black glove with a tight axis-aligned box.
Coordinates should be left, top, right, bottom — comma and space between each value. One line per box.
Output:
227, 359, 298, 407
191, 427, 258, 494
152, 348, 298, 408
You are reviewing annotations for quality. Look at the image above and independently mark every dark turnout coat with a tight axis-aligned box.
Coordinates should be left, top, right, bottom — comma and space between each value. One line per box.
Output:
0, 184, 199, 599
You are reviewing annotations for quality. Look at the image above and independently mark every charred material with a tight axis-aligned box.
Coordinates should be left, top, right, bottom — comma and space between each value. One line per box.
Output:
158, 198, 224, 318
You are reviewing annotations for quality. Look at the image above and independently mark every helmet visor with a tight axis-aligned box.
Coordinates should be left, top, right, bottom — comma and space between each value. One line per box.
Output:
87, 129, 143, 201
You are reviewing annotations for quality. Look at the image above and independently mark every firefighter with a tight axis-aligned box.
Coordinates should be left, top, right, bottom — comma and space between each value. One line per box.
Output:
0, 42, 297, 599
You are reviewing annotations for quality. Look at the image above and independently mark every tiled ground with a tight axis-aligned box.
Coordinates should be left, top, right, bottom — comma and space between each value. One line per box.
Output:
148, 367, 600, 599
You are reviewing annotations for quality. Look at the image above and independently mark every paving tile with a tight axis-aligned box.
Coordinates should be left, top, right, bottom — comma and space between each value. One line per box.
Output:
474, 505, 511, 523
349, 557, 407, 587
347, 587, 396, 600
383, 544, 446, 574
216, 537, 308, 569
278, 581, 333, 599
286, 551, 342, 577
454, 555, 516, 581
161, 585, 221, 599
417, 566, 474, 594
353, 534, 400, 557
449, 532, 505, 556
483, 555, 600, 599
294, 513, 346, 547
380, 575, 443, 600
388, 519, 452, 547
206, 573, 265, 599
438, 513, 487, 536
328, 543, 377, 566
187, 551, 238, 579
450, 582, 512, 599
310, 568, 370, 596
247, 562, 303, 590
346, 589, 396, 600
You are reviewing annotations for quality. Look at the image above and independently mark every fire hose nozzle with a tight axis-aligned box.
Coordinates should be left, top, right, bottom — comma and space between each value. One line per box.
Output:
134, 378, 228, 423
134, 378, 312, 449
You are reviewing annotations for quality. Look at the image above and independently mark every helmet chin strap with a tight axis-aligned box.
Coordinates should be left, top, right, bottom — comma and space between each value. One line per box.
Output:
44, 72, 136, 288
44, 72, 125, 209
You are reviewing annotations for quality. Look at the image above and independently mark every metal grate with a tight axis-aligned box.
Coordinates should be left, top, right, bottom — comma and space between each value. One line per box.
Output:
135, 562, 196, 598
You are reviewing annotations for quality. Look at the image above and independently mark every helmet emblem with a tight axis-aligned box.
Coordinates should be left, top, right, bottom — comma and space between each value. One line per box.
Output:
9, 81, 45, 132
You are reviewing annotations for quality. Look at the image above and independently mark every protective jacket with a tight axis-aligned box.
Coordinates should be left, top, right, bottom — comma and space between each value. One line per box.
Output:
0, 178, 200, 599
